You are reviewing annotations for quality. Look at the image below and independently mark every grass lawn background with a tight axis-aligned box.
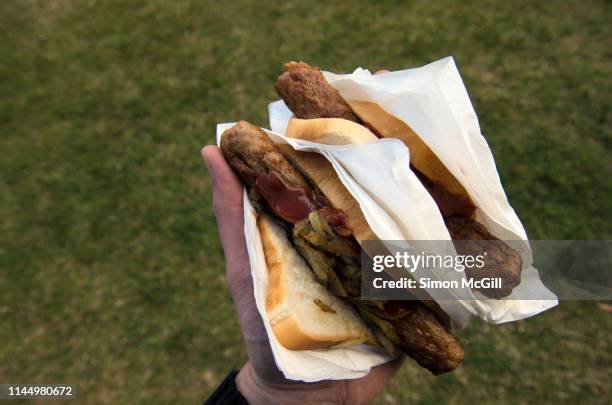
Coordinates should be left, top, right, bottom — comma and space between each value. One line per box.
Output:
1, 0, 610, 403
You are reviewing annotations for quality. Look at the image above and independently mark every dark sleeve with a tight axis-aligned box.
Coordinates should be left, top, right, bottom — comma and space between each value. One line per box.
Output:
203, 370, 248, 405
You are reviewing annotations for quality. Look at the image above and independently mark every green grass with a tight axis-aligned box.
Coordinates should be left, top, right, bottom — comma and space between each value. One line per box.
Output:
0, 0, 610, 403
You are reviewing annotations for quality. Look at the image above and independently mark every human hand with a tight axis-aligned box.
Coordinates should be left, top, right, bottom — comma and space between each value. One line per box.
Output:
202, 145, 403, 405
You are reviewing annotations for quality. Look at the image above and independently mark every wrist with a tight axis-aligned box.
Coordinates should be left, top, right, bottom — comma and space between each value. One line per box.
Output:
236, 362, 284, 405
235, 362, 270, 405
236, 361, 342, 405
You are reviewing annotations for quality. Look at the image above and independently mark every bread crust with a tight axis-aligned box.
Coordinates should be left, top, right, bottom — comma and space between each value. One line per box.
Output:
271, 315, 339, 350
286, 117, 377, 145
260, 216, 285, 315
348, 100, 471, 200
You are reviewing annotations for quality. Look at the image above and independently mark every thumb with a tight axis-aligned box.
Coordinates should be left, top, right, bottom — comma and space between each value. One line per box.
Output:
201, 145, 247, 269
202, 145, 276, 375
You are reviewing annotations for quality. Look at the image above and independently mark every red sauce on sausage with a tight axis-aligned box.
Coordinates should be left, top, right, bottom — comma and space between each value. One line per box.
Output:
255, 172, 351, 234
255, 172, 316, 223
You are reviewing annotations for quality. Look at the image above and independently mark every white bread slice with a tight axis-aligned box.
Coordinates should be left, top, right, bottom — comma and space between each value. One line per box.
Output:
286, 117, 377, 145
347, 100, 470, 200
258, 214, 377, 350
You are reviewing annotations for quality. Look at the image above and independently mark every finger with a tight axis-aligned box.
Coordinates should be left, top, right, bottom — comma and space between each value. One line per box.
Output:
201, 145, 252, 298
374, 69, 389, 75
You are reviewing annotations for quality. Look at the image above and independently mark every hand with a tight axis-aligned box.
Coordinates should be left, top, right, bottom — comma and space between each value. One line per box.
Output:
202, 145, 403, 405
